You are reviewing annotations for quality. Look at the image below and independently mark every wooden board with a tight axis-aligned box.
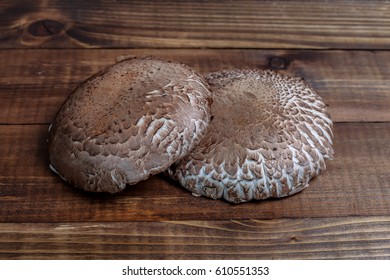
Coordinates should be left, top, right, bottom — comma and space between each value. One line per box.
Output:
1, 49, 390, 124
1, 0, 390, 260
1, 1, 390, 49
1, 217, 390, 259
1, 122, 390, 223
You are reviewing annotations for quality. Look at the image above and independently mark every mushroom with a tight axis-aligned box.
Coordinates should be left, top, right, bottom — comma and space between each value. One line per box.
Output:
167, 69, 334, 203
48, 57, 212, 193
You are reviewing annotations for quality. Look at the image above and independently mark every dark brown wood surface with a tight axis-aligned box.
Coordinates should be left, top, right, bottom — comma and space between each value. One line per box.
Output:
1, 0, 390, 259
1, 49, 390, 124
2, 217, 390, 259
1, 122, 390, 223
1, 0, 390, 49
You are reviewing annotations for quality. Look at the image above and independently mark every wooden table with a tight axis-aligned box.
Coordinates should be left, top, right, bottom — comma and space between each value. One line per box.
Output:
1, 0, 390, 259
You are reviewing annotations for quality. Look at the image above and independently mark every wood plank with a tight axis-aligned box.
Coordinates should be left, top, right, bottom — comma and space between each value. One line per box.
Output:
1, 49, 390, 124
1, 122, 390, 222
1, 1, 390, 49
1, 217, 390, 259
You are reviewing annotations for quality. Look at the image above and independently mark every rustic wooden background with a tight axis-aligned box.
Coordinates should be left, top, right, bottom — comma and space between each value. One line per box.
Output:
1, 0, 390, 259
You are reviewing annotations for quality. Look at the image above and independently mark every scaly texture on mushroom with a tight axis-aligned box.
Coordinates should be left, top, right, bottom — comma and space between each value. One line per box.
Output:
48, 57, 212, 193
168, 69, 334, 203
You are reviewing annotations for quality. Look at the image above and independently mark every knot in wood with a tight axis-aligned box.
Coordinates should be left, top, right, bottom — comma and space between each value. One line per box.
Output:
28, 20, 64, 37
269, 56, 289, 70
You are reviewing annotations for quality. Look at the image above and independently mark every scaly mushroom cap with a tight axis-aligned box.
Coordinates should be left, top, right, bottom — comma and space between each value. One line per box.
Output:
168, 69, 334, 203
49, 57, 212, 193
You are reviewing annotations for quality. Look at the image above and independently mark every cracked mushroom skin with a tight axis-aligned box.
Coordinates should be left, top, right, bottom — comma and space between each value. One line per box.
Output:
168, 70, 334, 203
48, 57, 212, 193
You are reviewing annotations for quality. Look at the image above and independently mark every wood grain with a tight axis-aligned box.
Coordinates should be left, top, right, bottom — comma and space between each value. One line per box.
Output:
1, 0, 390, 260
1, 122, 390, 223
1, 49, 390, 124
1, 0, 390, 49
1, 217, 390, 259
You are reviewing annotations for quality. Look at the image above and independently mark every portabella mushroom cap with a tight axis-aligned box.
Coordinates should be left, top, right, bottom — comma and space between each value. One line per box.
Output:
48, 57, 212, 193
167, 69, 334, 203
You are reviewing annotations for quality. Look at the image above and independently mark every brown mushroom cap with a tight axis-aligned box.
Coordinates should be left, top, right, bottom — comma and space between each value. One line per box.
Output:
49, 57, 212, 193
168, 69, 334, 203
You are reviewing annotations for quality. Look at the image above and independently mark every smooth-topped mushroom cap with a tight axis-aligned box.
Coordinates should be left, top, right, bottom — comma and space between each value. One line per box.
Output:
168, 69, 334, 203
49, 57, 212, 193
